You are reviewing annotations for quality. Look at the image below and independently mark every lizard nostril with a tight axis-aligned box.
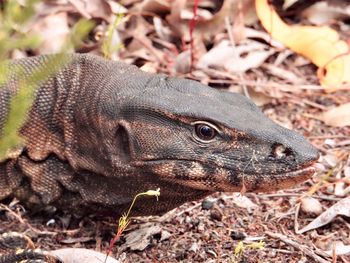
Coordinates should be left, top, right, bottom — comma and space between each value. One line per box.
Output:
271, 144, 294, 159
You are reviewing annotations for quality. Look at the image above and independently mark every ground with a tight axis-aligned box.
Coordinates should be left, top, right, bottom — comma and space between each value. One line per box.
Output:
0, 0, 349, 262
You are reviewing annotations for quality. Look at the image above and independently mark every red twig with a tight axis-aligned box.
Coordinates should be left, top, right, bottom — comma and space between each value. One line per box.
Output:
104, 223, 129, 263
189, 0, 199, 71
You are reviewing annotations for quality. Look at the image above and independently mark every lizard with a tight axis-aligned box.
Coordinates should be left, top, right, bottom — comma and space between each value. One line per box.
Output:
0, 54, 319, 262
0, 53, 319, 217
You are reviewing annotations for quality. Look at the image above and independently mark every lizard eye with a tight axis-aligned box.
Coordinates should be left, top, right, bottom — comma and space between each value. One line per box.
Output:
194, 122, 217, 141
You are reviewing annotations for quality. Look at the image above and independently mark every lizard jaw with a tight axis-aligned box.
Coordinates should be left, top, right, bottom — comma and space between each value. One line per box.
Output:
246, 165, 317, 192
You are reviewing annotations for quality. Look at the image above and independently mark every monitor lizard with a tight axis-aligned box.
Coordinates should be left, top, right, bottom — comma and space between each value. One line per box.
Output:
0, 54, 319, 218
0, 54, 320, 262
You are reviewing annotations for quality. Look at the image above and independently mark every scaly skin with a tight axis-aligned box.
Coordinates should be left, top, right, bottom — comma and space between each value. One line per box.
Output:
0, 54, 319, 217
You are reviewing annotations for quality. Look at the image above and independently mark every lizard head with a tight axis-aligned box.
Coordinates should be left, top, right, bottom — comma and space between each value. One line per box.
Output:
106, 74, 319, 196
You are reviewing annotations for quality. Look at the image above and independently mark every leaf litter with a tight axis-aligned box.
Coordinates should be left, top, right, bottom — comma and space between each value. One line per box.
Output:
0, 0, 349, 262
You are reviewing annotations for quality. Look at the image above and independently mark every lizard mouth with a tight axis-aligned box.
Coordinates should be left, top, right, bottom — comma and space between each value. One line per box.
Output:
140, 159, 318, 192
248, 163, 317, 192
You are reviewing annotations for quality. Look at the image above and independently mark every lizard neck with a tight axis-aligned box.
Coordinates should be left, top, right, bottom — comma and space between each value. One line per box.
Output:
18, 56, 119, 177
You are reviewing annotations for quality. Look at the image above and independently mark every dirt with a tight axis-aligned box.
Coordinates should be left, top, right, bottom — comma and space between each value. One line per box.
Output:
1, 1, 350, 262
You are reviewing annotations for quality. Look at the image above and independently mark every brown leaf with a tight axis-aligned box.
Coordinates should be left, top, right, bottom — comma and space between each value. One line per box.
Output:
68, 0, 112, 21
50, 248, 120, 263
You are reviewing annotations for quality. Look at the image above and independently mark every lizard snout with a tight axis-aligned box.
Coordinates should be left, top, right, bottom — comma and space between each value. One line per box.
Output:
268, 131, 320, 169
295, 142, 320, 166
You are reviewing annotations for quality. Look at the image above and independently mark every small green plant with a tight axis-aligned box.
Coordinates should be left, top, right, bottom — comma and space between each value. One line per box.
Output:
232, 240, 265, 262
101, 13, 124, 59
0, 0, 94, 160
104, 188, 160, 262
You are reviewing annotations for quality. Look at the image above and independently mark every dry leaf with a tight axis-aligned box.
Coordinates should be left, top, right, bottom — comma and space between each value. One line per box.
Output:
50, 248, 120, 263
324, 242, 350, 256
198, 40, 274, 73
225, 193, 258, 210
166, 0, 234, 41
297, 196, 350, 234
121, 223, 162, 251
229, 85, 272, 106
153, 16, 173, 42
248, 88, 272, 106
319, 103, 350, 127
106, 1, 128, 14
68, 0, 112, 21
141, 0, 171, 14
255, 0, 350, 92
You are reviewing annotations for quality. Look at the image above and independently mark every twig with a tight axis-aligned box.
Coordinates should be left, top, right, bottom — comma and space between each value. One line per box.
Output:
309, 135, 350, 139
175, 202, 202, 218
265, 231, 330, 263
294, 203, 301, 233
225, 16, 250, 99
0, 204, 57, 236
339, 256, 350, 263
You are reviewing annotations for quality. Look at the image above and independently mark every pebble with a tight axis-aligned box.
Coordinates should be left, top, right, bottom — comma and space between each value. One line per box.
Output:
230, 231, 246, 240
210, 208, 223, 221
300, 197, 323, 215
202, 199, 214, 210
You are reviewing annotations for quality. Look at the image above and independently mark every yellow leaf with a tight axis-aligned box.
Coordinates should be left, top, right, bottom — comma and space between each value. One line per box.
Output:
255, 0, 350, 92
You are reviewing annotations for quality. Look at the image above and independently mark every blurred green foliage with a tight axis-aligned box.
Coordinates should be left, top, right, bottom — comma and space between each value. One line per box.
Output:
102, 13, 124, 59
0, 0, 41, 60
0, 0, 94, 160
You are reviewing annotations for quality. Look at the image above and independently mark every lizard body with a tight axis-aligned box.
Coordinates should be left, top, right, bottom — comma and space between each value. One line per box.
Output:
0, 54, 319, 217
